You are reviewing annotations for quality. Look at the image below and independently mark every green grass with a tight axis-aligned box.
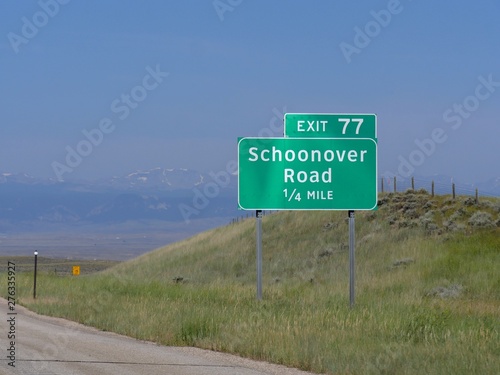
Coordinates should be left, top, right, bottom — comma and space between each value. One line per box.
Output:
2, 192, 499, 374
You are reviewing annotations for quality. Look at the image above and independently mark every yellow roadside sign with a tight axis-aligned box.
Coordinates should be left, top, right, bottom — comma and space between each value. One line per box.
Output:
72, 266, 80, 276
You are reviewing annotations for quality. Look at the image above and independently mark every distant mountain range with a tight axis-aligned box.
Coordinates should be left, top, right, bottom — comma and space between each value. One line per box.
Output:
1, 168, 230, 191
0, 169, 498, 234
0, 168, 239, 232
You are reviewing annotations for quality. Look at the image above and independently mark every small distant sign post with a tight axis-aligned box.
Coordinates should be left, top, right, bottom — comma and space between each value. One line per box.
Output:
33, 251, 38, 299
72, 266, 80, 276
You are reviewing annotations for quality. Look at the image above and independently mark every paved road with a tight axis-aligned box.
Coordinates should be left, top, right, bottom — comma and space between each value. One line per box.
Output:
0, 298, 316, 375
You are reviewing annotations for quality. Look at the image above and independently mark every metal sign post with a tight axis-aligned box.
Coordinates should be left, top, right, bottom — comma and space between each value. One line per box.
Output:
256, 210, 263, 300
33, 250, 38, 299
348, 210, 355, 308
238, 112, 377, 306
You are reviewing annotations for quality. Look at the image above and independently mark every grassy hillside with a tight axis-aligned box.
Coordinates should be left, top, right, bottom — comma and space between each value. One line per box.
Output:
2, 191, 499, 374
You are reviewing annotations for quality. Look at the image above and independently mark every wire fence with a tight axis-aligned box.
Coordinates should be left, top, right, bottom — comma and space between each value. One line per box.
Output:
230, 176, 499, 225
229, 210, 277, 225
380, 176, 499, 199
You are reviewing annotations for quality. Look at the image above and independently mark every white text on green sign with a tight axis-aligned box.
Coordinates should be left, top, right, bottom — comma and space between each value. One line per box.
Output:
284, 113, 377, 139
238, 137, 377, 210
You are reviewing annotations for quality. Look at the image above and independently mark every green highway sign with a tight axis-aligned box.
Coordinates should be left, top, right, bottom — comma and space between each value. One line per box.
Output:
238, 137, 377, 210
284, 113, 377, 140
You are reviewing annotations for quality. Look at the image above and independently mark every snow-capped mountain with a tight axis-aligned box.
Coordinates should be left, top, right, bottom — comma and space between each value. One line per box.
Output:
0, 172, 38, 184
0, 168, 237, 191
108, 167, 208, 190
0, 167, 238, 229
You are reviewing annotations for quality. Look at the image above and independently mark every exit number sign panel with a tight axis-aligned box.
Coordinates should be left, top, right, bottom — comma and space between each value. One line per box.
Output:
284, 113, 377, 140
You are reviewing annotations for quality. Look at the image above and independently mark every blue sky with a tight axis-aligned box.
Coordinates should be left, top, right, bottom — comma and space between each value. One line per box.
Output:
1, 0, 499, 183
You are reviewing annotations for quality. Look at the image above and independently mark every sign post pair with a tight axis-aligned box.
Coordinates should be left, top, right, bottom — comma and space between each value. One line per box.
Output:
238, 113, 378, 305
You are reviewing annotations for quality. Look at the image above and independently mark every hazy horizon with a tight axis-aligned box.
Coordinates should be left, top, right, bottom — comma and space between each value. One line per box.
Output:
1, 1, 499, 183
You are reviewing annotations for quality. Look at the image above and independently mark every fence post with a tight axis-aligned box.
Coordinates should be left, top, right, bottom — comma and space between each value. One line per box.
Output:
431, 181, 435, 197
411, 177, 415, 191
393, 177, 397, 193
452, 183, 456, 199
381, 177, 384, 193
475, 188, 479, 204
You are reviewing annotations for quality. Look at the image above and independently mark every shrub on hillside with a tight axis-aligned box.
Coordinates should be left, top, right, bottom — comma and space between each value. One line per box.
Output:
479, 200, 500, 212
463, 197, 477, 206
426, 284, 463, 299
392, 194, 406, 203
468, 211, 495, 228
419, 211, 435, 228
398, 219, 418, 228
404, 208, 419, 219
377, 196, 390, 207
443, 220, 465, 233
440, 205, 453, 214
448, 208, 466, 224
423, 200, 436, 210
425, 223, 440, 235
